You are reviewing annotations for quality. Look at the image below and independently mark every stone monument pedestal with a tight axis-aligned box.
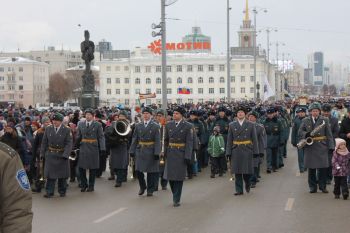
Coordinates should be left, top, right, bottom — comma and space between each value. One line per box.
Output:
80, 92, 99, 109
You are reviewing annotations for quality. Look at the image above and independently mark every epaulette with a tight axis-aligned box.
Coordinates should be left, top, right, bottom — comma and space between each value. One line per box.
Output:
0, 142, 18, 158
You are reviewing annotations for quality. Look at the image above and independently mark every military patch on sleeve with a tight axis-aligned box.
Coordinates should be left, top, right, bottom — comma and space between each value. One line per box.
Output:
16, 169, 30, 191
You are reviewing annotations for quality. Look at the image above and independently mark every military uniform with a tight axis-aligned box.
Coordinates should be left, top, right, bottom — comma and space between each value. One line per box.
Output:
76, 120, 105, 192
188, 112, 205, 171
164, 112, 194, 206
40, 123, 72, 197
130, 119, 161, 195
226, 117, 259, 195
0, 142, 32, 233
250, 120, 266, 187
291, 108, 306, 172
277, 114, 288, 167
105, 122, 131, 187
262, 109, 284, 173
298, 103, 334, 193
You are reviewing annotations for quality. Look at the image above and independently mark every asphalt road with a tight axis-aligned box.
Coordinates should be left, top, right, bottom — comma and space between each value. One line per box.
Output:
32, 144, 350, 233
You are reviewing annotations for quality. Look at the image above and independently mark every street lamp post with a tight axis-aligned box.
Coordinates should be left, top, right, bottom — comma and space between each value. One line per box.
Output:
227, 0, 231, 102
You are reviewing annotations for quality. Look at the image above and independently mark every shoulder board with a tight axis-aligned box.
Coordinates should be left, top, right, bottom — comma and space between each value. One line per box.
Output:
0, 142, 18, 158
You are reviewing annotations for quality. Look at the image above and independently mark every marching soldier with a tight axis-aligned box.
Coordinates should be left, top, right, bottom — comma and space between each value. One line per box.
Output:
276, 108, 288, 168
130, 107, 161, 196
0, 142, 33, 233
155, 109, 168, 190
95, 110, 107, 178
248, 111, 266, 188
105, 110, 131, 187
215, 107, 230, 145
298, 102, 334, 194
164, 106, 194, 207
188, 110, 205, 172
291, 107, 307, 173
262, 107, 284, 173
76, 109, 106, 192
321, 103, 339, 184
40, 113, 72, 198
226, 106, 259, 196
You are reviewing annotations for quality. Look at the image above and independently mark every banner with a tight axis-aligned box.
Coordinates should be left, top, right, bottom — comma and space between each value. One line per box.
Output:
139, 93, 156, 100
263, 76, 275, 101
178, 87, 190, 95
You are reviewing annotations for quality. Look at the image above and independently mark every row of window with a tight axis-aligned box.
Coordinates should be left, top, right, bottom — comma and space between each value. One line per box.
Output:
0, 94, 23, 100
105, 76, 255, 85
0, 67, 24, 72
105, 64, 256, 73
106, 87, 254, 95
0, 76, 24, 82
0, 85, 24, 90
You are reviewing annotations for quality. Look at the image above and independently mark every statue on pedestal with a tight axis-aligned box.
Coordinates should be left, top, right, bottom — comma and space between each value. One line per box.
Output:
81, 30, 95, 93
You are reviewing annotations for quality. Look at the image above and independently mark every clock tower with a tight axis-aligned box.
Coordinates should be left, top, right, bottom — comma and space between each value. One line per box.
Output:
238, 0, 255, 48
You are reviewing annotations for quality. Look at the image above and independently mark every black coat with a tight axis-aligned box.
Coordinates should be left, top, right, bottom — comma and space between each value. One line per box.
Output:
339, 117, 350, 150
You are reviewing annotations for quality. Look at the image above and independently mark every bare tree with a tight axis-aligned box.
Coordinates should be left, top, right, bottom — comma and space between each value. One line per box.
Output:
329, 84, 337, 96
49, 73, 72, 104
322, 84, 329, 95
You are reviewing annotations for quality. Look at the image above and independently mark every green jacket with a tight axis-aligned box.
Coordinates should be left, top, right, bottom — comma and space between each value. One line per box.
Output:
207, 135, 225, 157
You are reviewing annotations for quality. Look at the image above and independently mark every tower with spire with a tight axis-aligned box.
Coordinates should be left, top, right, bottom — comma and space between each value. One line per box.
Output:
238, 0, 255, 48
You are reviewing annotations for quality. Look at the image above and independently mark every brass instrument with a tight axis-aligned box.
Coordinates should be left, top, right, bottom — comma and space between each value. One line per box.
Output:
114, 119, 132, 136
297, 120, 326, 149
69, 149, 80, 161
159, 116, 167, 166
39, 158, 45, 182
129, 157, 135, 179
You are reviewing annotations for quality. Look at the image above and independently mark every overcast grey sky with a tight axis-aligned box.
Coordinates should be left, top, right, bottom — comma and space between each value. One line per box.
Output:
1, 0, 350, 66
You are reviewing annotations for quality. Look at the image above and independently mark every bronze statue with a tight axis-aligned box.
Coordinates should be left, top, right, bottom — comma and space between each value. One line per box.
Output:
81, 30, 95, 74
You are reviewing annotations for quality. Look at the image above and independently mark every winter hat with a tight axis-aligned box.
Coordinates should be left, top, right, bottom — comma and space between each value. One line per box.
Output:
335, 138, 349, 156
213, 126, 220, 133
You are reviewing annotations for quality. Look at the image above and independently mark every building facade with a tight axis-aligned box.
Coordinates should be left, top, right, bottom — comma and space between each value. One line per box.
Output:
98, 48, 276, 106
0, 57, 49, 107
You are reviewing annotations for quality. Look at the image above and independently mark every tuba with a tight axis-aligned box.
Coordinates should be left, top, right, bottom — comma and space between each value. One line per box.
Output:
114, 119, 132, 137
297, 120, 326, 149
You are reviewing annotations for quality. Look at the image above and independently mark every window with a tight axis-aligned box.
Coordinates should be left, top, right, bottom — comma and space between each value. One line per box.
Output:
9, 94, 14, 100
209, 77, 214, 83
240, 64, 245, 69
188, 99, 193, 103
124, 78, 130, 84
135, 89, 140, 94
187, 65, 193, 72
177, 77, 182, 84
116, 89, 120, 94
177, 65, 182, 72
19, 76, 23, 81
220, 77, 225, 83
125, 89, 129, 94
198, 88, 203, 94
198, 77, 203, 83
8, 85, 15, 90
125, 99, 130, 105
220, 88, 225, 94
167, 78, 172, 84
19, 85, 23, 90
107, 78, 111, 84
0, 67, 3, 72
167, 88, 172, 94
209, 88, 214, 94
219, 65, 225, 71
250, 76, 254, 82
107, 89, 111, 95
241, 87, 245, 93
146, 78, 151, 84
115, 78, 120, 84
250, 87, 254, 93
198, 99, 204, 103
156, 78, 161, 84
156, 66, 161, 72
208, 65, 214, 72
115, 66, 120, 71
187, 77, 193, 83
145, 66, 151, 73
241, 76, 245, 82
250, 64, 254, 69
231, 88, 235, 93
135, 66, 141, 73
231, 64, 235, 69
156, 88, 161, 94
166, 66, 172, 72
124, 66, 129, 71
231, 76, 235, 82
19, 67, 23, 72
0, 86, 4, 90
146, 88, 151, 94
189, 88, 193, 94
198, 65, 203, 72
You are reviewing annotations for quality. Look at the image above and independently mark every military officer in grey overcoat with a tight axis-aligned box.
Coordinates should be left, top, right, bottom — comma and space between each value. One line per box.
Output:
248, 111, 266, 188
76, 109, 106, 192
321, 103, 340, 184
130, 107, 161, 196
164, 106, 194, 207
298, 102, 334, 194
226, 106, 259, 196
40, 113, 72, 198
105, 110, 132, 188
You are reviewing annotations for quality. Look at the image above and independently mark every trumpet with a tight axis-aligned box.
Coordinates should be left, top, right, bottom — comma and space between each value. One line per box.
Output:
297, 120, 326, 149
129, 157, 136, 179
39, 158, 45, 182
69, 149, 80, 161
159, 116, 167, 166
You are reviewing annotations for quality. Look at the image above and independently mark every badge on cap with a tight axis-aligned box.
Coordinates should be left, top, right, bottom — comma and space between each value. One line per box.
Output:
16, 169, 30, 191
